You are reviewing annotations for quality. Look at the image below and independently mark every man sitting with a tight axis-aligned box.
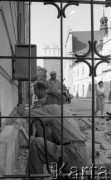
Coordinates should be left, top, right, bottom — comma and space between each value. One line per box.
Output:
28, 104, 88, 178
33, 81, 66, 108
17, 82, 88, 179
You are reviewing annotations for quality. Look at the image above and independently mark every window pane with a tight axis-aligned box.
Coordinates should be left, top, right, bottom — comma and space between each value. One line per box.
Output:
93, 4, 111, 169
31, 2, 60, 58
1, 0, 111, 179
64, 4, 91, 56
0, 1, 30, 176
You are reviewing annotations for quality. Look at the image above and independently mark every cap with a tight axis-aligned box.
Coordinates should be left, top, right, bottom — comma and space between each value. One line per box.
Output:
50, 71, 56, 76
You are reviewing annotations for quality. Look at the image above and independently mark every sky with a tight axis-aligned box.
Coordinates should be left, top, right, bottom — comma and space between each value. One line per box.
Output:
31, 2, 111, 66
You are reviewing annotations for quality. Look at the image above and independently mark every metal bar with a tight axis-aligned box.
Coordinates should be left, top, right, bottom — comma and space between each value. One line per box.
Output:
0, 110, 1, 132
1, 115, 109, 118
60, 1, 64, 166
3, 0, 109, 5
90, 1, 95, 180
0, 56, 111, 60
28, 1, 31, 179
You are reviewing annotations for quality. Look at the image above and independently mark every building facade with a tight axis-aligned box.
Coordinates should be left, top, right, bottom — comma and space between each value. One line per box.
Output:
0, 1, 29, 125
99, 32, 111, 97
43, 44, 61, 81
65, 12, 110, 98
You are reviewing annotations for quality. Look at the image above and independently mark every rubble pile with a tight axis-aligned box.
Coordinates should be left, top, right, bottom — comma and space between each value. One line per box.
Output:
4, 108, 29, 175
17, 149, 29, 175
76, 117, 111, 169
13, 105, 111, 175
17, 118, 29, 174
17, 116, 111, 174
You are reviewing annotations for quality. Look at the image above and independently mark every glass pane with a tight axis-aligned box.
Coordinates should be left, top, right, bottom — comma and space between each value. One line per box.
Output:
1, 0, 111, 179
0, 1, 18, 56
94, 5, 111, 171
44, 59, 61, 81
31, 2, 60, 58
0, 1, 30, 176
0, 113, 29, 176
73, 117, 92, 166
93, 4, 111, 172
94, 79, 111, 168
63, 59, 92, 116
63, 4, 91, 56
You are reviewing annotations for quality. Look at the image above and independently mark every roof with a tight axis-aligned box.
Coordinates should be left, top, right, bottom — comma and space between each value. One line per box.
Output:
71, 30, 105, 55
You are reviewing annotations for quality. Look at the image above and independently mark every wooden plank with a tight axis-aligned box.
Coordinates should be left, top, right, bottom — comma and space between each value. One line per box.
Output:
20, 126, 29, 144
81, 118, 92, 127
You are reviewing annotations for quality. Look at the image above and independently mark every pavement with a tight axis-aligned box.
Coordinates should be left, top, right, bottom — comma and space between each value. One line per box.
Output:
17, 99, 111, 176
74, 97, 109, 103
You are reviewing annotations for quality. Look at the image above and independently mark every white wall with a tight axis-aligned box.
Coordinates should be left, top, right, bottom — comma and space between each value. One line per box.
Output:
73, 62, 91, 97
0, 2, 18, 125
0, 77, 18, 117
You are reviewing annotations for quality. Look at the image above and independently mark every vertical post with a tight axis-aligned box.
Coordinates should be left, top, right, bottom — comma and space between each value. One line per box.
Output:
60, 1, 63, 167
91, 1, 95, 180
0, 106, 1, 132
28, 1, 31, 179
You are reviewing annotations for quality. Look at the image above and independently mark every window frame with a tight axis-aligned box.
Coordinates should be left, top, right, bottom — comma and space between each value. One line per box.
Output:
1, 0, 111, 179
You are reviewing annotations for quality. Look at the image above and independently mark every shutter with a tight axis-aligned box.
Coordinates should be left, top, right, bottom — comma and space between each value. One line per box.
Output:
14, 44, 37, 81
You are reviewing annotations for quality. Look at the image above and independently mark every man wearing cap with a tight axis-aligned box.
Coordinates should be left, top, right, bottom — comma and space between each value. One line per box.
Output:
46, 71, 61, 93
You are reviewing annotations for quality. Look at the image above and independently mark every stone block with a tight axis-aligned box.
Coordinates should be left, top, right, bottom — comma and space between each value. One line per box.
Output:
0, 142, 7, 174
0, 125, 19, 175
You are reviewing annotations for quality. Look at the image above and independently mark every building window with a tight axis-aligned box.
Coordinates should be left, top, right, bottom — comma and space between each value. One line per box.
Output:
89, 83, 91, 91
82, 66, 84, 75
74, 85, 75, 92
74, 70, 75, 76
77, 84, 79, 91
77, 68, 79, 76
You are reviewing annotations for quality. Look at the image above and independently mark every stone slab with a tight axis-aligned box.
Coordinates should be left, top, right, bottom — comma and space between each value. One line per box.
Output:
0, 142, 7, 174
0, 125, 19, 175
